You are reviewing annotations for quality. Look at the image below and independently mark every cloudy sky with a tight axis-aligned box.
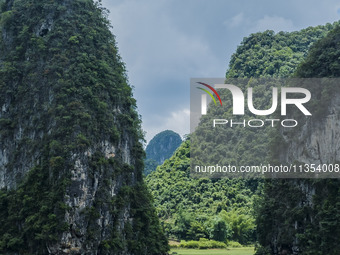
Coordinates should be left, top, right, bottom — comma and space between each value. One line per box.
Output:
102, 0, 340, 143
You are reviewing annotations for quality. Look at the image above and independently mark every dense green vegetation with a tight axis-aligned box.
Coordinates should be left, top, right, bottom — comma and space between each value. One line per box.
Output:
178, 239, 228, 249
144, 130, 182, 175
226, 22, 339, 78
191, 22, 339, 177
0, 0, 168, 254
147, 21, 340, 254
146, 139, 258, 245
256, 25, 340, 255
1, 0, 336, 253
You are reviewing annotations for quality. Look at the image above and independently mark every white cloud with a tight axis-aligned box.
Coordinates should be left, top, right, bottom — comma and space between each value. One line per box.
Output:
251, 15, 295, 33
143, 108, 190, 144
225, 12, 245, 28
103, 0, 221, 81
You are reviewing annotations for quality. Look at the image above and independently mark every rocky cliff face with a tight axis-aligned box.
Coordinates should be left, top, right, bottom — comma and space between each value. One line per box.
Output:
280, 93, 340, 169
256, 25, 340, 255
261, 93, 340, 254
0, 0, 168, 254
278, 86, 340, 172
268, 92, 340, 253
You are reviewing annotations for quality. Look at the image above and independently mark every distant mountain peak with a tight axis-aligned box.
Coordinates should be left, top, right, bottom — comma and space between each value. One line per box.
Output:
144, 130, 182, 175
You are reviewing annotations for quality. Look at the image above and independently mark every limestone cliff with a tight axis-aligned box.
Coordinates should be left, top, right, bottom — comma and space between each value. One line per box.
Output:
256, 25, 340, 255
0, 0, 168, 254
279, 93, 340, 170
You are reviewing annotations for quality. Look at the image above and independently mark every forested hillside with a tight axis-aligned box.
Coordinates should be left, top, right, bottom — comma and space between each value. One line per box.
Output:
147, 21, 340, 251
256, 25, 340, 255
191, 22, 339, 175
146, 139, 258, 244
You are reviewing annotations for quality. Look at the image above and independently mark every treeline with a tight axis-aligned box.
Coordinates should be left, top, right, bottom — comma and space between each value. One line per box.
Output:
227, 22, 339, 78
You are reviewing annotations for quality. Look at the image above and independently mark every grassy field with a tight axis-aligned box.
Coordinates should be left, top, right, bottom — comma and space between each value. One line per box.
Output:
170, 247, 254, 255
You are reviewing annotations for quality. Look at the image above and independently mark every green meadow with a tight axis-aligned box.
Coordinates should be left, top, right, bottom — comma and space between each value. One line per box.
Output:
170, 247, 254, 255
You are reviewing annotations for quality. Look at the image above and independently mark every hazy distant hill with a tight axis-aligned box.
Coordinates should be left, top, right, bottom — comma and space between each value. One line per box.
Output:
144, 130, 182, 175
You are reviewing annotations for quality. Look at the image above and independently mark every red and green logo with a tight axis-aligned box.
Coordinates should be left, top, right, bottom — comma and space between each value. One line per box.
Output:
196, 82, 222, 106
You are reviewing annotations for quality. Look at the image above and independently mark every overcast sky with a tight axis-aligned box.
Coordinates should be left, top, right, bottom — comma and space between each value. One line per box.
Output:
102, 0, 340, 143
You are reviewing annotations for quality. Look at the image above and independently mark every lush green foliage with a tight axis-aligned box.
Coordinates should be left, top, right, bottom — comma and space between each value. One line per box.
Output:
147, 23, 339, 250
256, 179, 340, 255
179, 239, 227, 249
144, 158, 159, 176
191, 23, 338, 178
145, 130, 182, 175
256, 24, 340, 255
227, 22, 339, 78
296, 25, 340, 78
0, 0, 168, 253
146, 140, 258, 244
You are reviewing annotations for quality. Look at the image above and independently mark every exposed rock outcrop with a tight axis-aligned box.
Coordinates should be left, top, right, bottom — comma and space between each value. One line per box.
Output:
0, 0, 168, 254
